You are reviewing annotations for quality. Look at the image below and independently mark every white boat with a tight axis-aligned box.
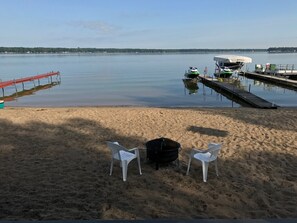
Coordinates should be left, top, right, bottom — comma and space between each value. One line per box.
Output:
184, 66, 200, 78
214, 55, 252, 78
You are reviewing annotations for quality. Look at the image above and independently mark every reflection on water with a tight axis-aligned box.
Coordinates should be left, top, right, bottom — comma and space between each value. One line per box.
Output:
217, 77, 246, 90
253, 80, 278, 91
0, 81, 61, 102
0, 53, 296, 107
182, 78, 199, 95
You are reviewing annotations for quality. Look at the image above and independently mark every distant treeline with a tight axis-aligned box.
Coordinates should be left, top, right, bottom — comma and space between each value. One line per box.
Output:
0, 47, 267, 54
268, 47, 297, 53
2, 47, 297, 54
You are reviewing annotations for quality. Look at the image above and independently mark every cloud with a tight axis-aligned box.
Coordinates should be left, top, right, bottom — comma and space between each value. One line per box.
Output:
69, 20, 118, 34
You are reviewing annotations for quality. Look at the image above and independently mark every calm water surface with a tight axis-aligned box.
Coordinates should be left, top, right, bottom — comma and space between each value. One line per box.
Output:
0, 52, 296, 107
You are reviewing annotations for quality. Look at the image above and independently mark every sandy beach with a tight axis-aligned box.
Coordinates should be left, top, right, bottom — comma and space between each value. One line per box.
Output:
0, 107, 296, 220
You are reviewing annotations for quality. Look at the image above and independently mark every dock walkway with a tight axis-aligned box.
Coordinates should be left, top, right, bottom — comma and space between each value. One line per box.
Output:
0, 71, 60, 97
0, 71, 60, 89
240, 72, 297, 91
199, 76, 278, 109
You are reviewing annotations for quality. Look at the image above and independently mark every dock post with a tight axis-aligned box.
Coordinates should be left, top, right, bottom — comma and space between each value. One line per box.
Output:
249, 84, 251, 93
13, 79, 18, 94
232, 84, 235, 104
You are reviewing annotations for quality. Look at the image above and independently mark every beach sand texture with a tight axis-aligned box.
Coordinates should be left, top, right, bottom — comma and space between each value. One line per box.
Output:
0, 107, 297, 220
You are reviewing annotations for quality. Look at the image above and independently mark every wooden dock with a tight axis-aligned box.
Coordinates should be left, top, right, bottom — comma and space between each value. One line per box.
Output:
199, 76, 278, 109
0, 71, 60, 97
240, 72, 297, 91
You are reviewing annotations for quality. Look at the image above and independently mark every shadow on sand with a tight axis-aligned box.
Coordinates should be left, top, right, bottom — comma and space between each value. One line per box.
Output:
0, 116, 296, 220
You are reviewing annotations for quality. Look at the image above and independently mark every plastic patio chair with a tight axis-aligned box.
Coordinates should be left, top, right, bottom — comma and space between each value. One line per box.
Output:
106, 141, 142, 181
186, 143, 222, 182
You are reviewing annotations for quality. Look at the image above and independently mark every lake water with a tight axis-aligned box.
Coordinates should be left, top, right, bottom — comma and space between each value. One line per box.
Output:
0, 52, 296, 107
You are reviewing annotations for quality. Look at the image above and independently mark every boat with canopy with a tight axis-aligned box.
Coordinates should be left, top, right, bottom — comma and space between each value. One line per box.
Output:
214, 55, 252, 78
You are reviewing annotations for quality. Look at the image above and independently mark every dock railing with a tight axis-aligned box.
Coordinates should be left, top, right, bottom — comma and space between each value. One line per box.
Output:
277, 64, 295, 73
255, 64, 297, 75
0, 71, 60, 98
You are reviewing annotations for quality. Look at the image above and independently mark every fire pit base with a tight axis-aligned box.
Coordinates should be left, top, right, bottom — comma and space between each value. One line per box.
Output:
145, 137, 181, 170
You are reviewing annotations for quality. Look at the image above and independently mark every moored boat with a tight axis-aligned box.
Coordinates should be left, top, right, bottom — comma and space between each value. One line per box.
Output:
214, 66, 233, 78
214, 55, 252, 78
184, 66, 200, 78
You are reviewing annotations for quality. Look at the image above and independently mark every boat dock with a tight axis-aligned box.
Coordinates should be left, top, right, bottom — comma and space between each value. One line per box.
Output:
199, 76, 278, 109
254, 63, 297, 80
239, 72, 297, 91
0, 71, 60, 97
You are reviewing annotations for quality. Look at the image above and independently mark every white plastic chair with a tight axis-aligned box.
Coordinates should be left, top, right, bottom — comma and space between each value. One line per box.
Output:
186, 143, 222, 182
106, 141, 142, 181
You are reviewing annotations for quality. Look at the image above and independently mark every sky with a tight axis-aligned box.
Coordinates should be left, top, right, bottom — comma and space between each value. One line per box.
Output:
1, 0, 297, 49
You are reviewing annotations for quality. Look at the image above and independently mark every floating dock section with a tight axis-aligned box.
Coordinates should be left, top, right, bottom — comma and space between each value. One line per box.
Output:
0, 71, 60, 97
199, 76, 278, 109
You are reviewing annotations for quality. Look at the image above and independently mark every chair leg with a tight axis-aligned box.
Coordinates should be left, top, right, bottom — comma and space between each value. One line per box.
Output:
137, 155, 142, 175
122, 160, 128, 181
202, 161, 209, 182
110, 159, 114, 176
215, 159, 219, 176
186, 156, 192, 175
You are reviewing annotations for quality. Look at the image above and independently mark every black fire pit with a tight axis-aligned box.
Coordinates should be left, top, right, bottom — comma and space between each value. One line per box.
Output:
145, 137, 181, 170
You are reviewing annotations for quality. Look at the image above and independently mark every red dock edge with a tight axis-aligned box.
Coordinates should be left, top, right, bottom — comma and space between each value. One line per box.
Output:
0, 71, 60, 89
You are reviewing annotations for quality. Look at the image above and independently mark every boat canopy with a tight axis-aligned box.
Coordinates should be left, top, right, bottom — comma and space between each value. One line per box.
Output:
214, 55, 252, 63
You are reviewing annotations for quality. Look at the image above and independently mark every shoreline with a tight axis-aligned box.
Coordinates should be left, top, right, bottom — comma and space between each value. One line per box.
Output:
1, 107, 297, 219
4, 105, 297, 109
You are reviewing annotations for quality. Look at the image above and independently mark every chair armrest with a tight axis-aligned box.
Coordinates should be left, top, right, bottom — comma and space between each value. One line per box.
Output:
190, 148, 207, 156
128, 147, 141, 157
128, 147, 139, 152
